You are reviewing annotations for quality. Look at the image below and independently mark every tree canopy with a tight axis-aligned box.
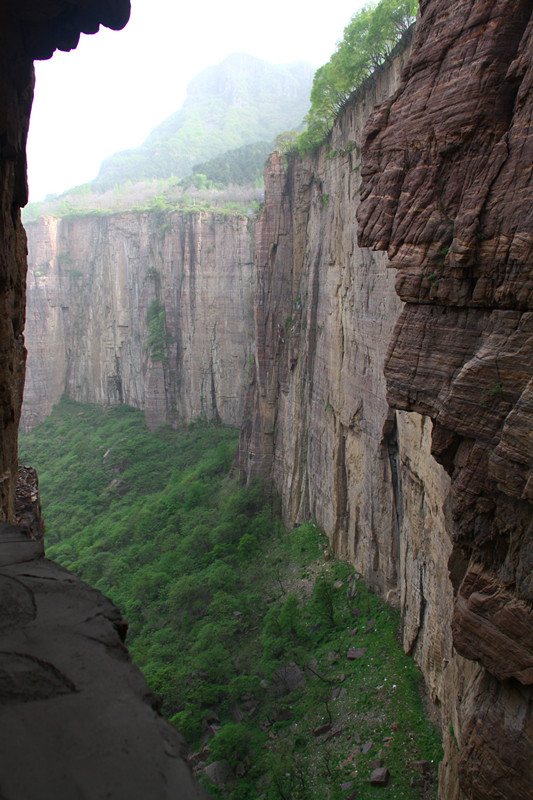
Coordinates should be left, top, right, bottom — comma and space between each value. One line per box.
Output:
299, 0, 418, 155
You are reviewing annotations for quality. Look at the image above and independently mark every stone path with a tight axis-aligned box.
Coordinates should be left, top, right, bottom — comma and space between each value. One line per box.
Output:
0, 522, 208, 799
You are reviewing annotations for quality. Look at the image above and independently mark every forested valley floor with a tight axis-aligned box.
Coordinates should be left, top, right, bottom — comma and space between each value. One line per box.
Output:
20, 399, 441, 799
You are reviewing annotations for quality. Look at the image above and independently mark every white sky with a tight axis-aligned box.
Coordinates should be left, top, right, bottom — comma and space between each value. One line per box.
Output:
27, 0, 367, 202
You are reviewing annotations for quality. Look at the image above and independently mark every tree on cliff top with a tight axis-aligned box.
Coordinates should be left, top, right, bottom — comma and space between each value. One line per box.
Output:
299, 0, 418, 155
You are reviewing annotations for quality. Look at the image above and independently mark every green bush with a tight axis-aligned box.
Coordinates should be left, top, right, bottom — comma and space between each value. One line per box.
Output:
146, 299, 172, 362
210, 723, 250, 769
299, 0, 417, 154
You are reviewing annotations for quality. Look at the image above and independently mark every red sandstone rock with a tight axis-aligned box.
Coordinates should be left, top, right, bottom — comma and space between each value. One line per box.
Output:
458, 670, 533, 800
453, 562, 533, 684
358, 1, 533, 797
369, 766, 389, 786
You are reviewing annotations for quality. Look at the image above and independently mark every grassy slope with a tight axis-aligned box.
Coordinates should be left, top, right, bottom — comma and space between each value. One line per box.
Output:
19, 398, 441, 799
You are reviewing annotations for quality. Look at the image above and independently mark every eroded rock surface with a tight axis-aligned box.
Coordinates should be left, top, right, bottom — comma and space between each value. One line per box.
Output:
22, 212, 255, 429
0, 521, 208, 799
358, 0, 533, 797
15, 464, 44, 542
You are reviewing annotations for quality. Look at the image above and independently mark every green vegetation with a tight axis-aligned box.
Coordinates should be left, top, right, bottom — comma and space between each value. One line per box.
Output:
19, 398, 441, 798
23, 53, 311, 223
22, 175, 263, 223
189, 141, 273, 187
95, 55, 312, 189
299, 0, 417, 155
146, 299, 172, 362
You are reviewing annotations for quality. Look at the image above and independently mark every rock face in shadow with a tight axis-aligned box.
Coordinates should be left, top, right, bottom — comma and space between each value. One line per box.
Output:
0, 0, 130, 526
357, 1, 533, 797
22, 211, 255, 429
0, 521, 208, 800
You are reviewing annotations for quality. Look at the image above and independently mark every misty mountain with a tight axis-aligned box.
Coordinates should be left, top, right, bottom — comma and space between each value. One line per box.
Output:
94, 53, 313, 188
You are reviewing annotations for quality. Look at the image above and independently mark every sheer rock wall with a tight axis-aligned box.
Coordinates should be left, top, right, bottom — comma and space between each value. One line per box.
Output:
357, 1, 533, 797
22, 211, 255, 429
238, 29, 458, 786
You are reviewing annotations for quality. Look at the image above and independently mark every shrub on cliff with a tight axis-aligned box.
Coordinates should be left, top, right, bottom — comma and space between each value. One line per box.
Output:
146, 299, 172, 362
299, 0, 418, 155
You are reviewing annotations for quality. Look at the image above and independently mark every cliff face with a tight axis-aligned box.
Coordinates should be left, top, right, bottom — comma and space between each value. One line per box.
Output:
239, 20, 456, 746
358, 1, 533, 797
23, 210, 255, 429
15, 2, 533, 797
239, 6, 533, 798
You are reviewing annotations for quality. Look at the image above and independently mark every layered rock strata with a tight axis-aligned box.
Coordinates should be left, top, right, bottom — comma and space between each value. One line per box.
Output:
23, 211, 255, 429
239, 6, 533, 796
357, 0, 533, 797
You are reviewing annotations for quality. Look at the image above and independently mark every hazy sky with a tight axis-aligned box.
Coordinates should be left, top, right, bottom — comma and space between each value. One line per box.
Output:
27, 0, 368, 201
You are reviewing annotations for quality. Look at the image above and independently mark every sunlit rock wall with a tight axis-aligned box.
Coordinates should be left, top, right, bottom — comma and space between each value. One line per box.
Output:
23, 211, 255, 429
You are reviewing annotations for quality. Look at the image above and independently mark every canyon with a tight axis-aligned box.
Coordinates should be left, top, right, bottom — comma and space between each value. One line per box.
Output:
0, 2, 207, 798
3, 0, 533, 798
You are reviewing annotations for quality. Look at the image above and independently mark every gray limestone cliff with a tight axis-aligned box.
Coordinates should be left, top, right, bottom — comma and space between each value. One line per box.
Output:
22, 210, 255, 429
238, 28, 459, 786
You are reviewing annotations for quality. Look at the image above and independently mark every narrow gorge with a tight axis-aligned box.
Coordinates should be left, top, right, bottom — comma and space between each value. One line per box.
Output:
4, 0, 533, 798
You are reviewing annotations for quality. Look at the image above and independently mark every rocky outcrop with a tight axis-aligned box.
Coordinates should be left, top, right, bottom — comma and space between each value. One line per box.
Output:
0, 520, 208, 800
22, 211, 255, 429
358, 0, 533, 797
15, 464, 44, 542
